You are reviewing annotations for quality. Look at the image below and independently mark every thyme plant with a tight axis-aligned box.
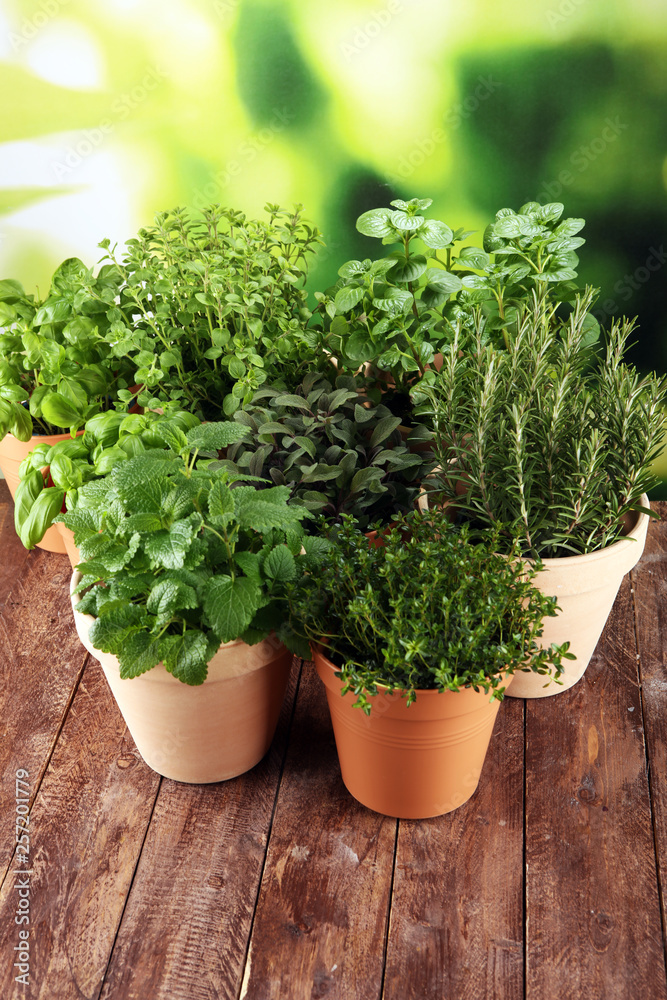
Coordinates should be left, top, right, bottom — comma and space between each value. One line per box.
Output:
286, 510, 569, 712
420, 289, 667, 557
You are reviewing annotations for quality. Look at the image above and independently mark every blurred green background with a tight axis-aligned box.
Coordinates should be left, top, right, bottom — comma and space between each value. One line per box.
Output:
1, 0, 666, 480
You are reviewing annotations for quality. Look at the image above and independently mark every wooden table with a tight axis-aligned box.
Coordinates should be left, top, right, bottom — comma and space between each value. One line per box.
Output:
1, 480, 666, 1000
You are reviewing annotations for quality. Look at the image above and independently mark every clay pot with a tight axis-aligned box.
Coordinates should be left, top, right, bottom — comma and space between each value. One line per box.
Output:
505, 496, 651, 699
313, 645, 506, 819
57, 523, 81, 569
0, 431, 75, 553
70, 571, 293, 783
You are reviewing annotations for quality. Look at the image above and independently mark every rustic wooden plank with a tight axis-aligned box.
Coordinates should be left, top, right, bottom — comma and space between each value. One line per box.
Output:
98, 657, 303, 1000
382, 695, 524, 1000
631, 502, 667, 967
0, 549, 88, 881
525, 573, 667, 1000
0, 651, 161, 1000
0, 480, 32, 613
241, 662, 396, 1000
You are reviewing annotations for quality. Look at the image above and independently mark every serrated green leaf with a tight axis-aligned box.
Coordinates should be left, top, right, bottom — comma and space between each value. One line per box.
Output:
203, 575, 260, 642
187, 422, 250, 451
146, 579, 198, 621
145, 518, 197, 569
234, 550, 262, 583
208, 479, 235, 517
118, 632, 177, 679
163, 630, 210, 685
263, 544, 296, 582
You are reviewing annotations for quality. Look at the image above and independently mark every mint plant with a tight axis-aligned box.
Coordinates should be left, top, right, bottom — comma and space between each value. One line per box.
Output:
315, 198, 598, 416
422, 289, 666, 558
61, 422, 316, 684
14, 408, 200, 549
0, 258, 135, 440
286, 509, 570, 713
220, 373, 427, 529
98, 204, 325, 419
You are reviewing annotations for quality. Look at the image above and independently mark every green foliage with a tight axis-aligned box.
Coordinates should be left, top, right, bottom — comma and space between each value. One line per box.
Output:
315, 198, 597, 414
60, 432, 311, 684
14, 408, 204, 549
421, 289, 667, 557
0, 259, 136, 440
286, 509, 570, 713
97, 204, 325, 419
219, 372, 428, 529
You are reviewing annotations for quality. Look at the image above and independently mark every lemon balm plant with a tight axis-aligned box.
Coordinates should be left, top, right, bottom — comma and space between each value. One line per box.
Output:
62, 421, 322, 783
98, 203, 325, 419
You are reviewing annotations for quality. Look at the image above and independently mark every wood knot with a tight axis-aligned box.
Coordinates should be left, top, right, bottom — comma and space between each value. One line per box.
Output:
590, 909, 615, 951
116, 756, 136, 769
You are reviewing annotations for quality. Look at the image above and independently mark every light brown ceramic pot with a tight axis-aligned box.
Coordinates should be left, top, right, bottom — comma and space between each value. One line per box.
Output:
70, 571, 293, 782
0, 431, 73, 553
314, 646, 506, 819
506, 496, 651, 699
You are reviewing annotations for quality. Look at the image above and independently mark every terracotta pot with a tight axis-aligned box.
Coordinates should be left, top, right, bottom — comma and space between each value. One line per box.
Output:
70, 571, 293, 782
0, 431, 76, 553
313, 646, 505, 819
505, 496, 651, 699
57, 523, 81, 569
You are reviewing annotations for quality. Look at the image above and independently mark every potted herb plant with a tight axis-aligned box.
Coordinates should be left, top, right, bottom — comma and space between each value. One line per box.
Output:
61, 421, 315, 783
97, 203, 326, 420
219, 373, 428, 530
419, 289, 665, 697
315, 198, 595, 426
14, 408, 202, 565
0, 260, 135, 551
286, 510, 568, 818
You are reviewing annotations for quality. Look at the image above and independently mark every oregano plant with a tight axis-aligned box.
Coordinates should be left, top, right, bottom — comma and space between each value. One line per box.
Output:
98, 203, 326, 419
60, 422, 318, 684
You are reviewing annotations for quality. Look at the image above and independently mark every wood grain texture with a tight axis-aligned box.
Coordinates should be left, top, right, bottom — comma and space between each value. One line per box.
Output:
383, 696, 524, 1000
631, 501, 667, 962
0, 548, 88, 880
98, 657, 302, 1000
0, 652, 161, 1000
525, 574, 667, 1000
0, 482, 31, 613
241, 662, 397, 1000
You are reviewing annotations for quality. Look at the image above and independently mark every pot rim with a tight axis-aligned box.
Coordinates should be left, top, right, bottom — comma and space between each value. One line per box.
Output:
311, 643, 508, 700
70, 569, 247, 652
531, 494, 650, 568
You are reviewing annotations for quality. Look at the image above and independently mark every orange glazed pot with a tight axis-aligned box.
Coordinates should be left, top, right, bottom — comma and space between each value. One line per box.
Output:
0, 431, 74, 553
313, 646, 506, 819
71, 571, 293, 783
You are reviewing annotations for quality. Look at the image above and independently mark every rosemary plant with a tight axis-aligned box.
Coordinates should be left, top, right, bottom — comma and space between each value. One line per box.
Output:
419, 288, 667, 557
